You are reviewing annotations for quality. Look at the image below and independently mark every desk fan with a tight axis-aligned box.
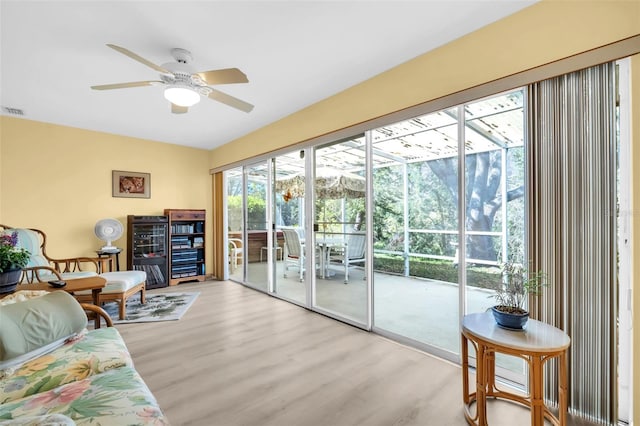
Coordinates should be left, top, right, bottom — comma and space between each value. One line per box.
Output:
94, 218, 123, 252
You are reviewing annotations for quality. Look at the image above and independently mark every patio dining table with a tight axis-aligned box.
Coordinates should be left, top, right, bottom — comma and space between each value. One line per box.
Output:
315, 236, 344, 279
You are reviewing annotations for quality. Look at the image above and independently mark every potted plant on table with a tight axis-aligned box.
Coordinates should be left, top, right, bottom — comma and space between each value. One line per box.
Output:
491, 260, 547, 330
0, 231, 31, 294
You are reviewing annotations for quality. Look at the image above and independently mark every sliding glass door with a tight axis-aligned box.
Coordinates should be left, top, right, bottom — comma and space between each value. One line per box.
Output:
372, 107, 461, 357
273, 151, 307, 304
313, 137, 368, 325
226, 167, 244, 282
370, 89, 526, 371
244, 161, 269, 291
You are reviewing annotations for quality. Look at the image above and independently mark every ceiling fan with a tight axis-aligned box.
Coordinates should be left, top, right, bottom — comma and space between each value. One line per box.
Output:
91, 44, 254, 114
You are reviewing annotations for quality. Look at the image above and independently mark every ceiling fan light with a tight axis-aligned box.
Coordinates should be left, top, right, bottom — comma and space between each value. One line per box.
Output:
164, 86, 200, 107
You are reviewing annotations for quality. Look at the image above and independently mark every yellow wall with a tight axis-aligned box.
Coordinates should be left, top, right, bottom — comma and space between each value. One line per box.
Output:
208, 1, 639, 422
0, 117, 212, 274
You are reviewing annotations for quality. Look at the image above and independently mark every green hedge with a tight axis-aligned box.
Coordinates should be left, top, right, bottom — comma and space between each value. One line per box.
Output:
373, 254, 499, 289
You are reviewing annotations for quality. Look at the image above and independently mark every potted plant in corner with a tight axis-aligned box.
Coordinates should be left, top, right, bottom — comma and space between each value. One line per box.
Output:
491, 260, 547, 330
0, 231, 30, 294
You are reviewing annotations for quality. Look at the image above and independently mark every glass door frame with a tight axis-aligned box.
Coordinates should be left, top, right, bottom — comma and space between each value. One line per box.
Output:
243, 159, 272, 292
369, 106, 463, 364
224, 167, 245, 282
308, 138, 372, 330
270, 154, 308, 305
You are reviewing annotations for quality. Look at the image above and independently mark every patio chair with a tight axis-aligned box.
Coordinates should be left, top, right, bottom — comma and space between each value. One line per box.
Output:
229, 238, 244, 272
281, 227, 316, 282
329, 231, 366, 283
0, 225, 146, 320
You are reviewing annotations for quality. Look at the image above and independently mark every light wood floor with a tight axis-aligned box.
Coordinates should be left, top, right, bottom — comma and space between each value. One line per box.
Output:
115, 280, 589, 426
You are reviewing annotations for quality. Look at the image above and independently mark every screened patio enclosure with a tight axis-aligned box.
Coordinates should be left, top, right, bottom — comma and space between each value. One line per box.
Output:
245, 88, 525, 273
225, 88, 526, 379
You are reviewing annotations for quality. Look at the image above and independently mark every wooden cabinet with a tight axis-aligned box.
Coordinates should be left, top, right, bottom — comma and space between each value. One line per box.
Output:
127, 215, 169, 289
164, 209, 206, 286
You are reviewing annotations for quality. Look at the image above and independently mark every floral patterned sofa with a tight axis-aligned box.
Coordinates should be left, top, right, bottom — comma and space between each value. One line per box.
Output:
0, 291, 168, 425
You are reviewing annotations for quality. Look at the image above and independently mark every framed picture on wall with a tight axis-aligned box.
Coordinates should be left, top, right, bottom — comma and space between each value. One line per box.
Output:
112, 170, 150, 198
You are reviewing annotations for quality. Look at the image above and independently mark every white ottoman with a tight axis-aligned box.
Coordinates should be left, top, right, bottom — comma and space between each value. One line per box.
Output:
76, 271, 146, 320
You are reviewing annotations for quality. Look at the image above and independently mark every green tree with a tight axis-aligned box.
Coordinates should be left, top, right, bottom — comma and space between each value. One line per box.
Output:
427, 149, 524, 262
373, 166, 404, 250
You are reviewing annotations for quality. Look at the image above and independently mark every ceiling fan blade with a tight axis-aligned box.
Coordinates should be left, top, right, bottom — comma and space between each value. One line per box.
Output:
107, 44, 171, 74
208, 89, 254, 113
171, 104, 189, 114
91, 81, 162, 90
197, 68, 248, 85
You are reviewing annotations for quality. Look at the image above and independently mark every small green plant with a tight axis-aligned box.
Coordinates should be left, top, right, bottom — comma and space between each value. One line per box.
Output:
0, 231, 30, 273
492, 261, 547, 315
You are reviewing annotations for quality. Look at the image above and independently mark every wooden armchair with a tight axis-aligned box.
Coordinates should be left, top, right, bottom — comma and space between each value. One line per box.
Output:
0, 224, 110, 283
81, 302, 114, 328
1, 225, 147, 320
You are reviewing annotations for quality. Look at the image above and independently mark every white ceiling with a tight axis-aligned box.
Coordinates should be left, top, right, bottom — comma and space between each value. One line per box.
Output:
0, 1, 537, 151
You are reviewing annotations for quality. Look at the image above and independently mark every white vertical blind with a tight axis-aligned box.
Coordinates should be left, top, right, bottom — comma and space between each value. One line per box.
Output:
527, 62, 617, 424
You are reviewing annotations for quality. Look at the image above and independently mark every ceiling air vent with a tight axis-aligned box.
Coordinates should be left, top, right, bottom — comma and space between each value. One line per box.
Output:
2, 106, 24, 116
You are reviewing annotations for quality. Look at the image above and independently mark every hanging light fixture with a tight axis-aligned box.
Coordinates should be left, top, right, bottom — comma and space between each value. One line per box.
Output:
164, 84, 200, 107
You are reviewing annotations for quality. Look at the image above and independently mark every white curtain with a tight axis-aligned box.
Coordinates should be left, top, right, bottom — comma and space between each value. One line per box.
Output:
527, 62, 617, 424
